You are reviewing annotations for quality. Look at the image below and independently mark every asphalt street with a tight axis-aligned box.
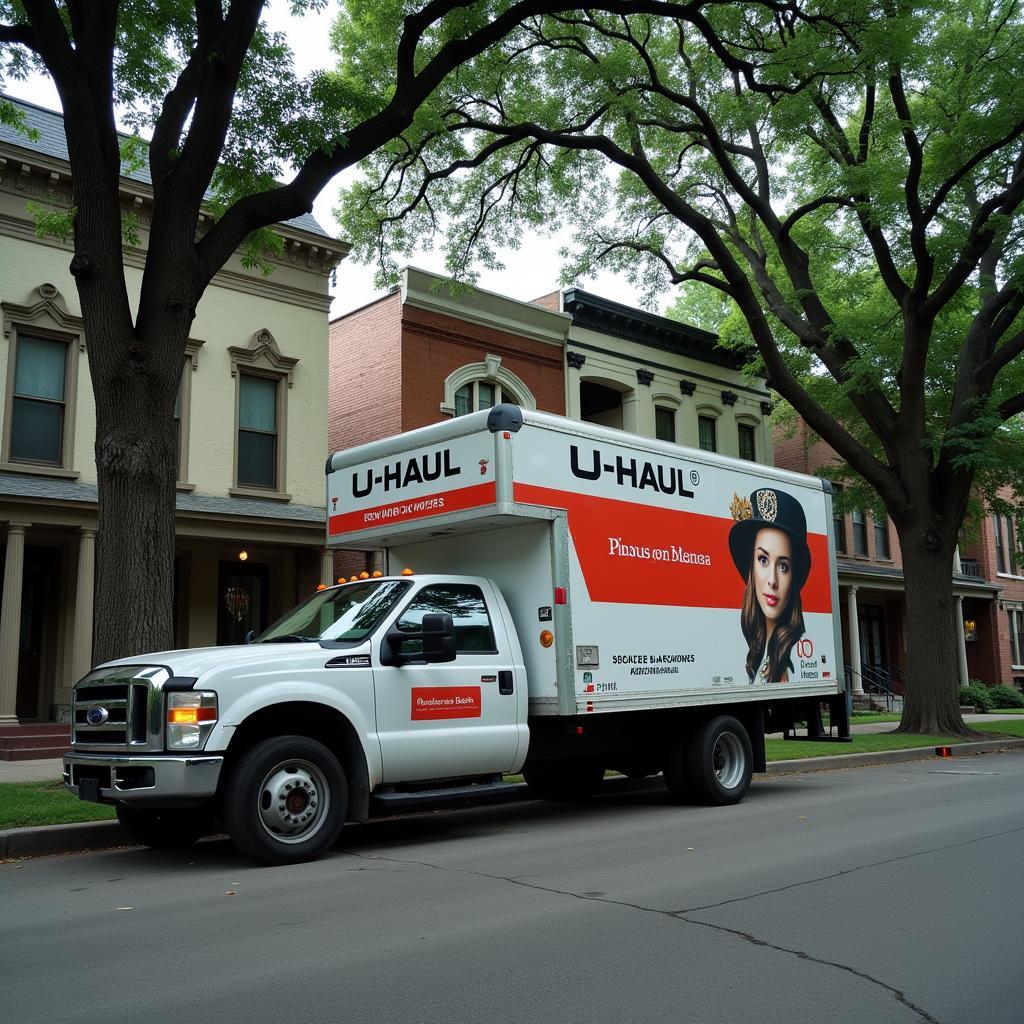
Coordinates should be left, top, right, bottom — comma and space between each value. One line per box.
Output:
3, 751, 1023, 1024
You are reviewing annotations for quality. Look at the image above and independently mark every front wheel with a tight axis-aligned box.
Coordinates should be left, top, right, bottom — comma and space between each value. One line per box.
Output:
224, 736, 348, 865
684, 715, 753, 806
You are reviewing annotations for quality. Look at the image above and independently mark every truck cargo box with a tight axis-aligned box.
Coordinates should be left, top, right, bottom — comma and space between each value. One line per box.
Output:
327, 406, 844, 717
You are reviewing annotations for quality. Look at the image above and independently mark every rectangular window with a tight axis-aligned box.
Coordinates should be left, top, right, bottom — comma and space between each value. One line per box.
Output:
655, 406, 676, 443
698, 415, 716, 452
1009, 610, 1023, 667
237, 374, 278, 488
994, 515, 1006, 574
737, 423, 756, 461
852, 509, 868, 557
1005, 516, 1017, 574
10, 334, 67, 465
832, 484, 846, 553
873, 514, 890, 559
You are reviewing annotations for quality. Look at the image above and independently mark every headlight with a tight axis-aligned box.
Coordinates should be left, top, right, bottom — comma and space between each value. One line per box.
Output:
166, 691, 218, 750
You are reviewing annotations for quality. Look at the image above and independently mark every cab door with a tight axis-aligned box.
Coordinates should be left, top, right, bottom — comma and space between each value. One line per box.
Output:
372, 581, 522, 783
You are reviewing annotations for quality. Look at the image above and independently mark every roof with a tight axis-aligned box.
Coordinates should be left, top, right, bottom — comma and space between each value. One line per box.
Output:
0, 473, 325, 524
0, 94, 333, 240
562, 287, 757, 375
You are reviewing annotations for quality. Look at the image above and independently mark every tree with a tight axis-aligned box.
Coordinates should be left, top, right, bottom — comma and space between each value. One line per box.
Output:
0, 0, 623, 665
341, 0, 1024, 734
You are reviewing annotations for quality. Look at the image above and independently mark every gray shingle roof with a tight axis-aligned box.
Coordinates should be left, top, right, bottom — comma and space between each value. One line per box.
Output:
0, 94, 333, 239
0, 472, 325, 524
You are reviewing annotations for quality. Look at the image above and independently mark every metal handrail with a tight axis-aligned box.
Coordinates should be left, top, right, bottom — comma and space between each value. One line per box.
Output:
846, 665, 903, 713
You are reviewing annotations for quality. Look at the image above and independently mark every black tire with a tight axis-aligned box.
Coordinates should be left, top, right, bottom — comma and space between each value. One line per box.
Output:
224, 736, 348, 865
116, 805, 211, 848
523, 761, 604, 801
684, 715, 753, 806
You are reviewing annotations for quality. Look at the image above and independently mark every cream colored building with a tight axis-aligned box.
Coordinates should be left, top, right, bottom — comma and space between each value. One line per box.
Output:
544, 288, 772, 461
0, 96, 345, 723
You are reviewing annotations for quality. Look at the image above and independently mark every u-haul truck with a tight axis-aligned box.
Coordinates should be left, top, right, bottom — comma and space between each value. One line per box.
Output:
64, 407, 848, 865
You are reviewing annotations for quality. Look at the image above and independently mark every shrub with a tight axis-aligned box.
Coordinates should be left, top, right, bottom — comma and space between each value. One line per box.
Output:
988, 685, 1024, 709
960, 683, 995, 712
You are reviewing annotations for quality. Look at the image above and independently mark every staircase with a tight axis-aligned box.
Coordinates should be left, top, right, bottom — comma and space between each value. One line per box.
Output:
0, 724, 71, 761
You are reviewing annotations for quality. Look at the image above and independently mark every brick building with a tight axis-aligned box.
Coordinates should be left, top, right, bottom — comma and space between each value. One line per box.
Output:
773, 420, 1007, 699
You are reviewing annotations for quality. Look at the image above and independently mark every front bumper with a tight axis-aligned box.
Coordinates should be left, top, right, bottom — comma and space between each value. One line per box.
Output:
63, 752, 224, 805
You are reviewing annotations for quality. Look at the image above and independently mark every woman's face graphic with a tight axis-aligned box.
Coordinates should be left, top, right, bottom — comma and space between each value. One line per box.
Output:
752, 527, 792, 629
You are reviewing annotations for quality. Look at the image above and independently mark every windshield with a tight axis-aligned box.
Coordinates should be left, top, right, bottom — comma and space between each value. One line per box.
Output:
256, 580, 413, 644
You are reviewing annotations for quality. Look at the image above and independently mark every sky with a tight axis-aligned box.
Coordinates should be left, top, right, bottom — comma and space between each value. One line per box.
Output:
1, 2, 650, 321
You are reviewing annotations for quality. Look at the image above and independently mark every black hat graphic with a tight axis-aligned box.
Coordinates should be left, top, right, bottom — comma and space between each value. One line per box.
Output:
728, 488, 811, 591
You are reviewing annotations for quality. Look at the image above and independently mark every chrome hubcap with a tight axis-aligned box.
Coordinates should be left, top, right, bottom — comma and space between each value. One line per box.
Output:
712, 732, 745, 790
257, 759, 330, 844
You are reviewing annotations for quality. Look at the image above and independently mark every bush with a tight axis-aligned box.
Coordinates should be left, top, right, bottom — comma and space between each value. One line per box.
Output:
988, 685, 1024, 709
960, 683, 995, 712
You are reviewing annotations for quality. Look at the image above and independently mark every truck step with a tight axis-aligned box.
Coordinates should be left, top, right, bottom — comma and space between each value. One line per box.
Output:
371, 778, 524, 814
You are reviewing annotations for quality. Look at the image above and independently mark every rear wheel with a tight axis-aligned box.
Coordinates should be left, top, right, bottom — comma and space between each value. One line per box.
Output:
116, 805, 211, 849
523, 761, 605, 801
684, 715, 752, 805
225, 736, 348, 865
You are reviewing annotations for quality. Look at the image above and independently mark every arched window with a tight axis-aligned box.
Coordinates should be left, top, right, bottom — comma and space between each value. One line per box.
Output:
440, 354, 536, 417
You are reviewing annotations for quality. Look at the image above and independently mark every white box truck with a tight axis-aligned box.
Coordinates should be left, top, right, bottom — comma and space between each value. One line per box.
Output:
64, 406, 848, 864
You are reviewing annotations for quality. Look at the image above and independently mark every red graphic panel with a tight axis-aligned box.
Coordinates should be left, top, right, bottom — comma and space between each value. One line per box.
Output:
514, 483, 832, 613
411, 687, 482, 720
329, 481, 496, 536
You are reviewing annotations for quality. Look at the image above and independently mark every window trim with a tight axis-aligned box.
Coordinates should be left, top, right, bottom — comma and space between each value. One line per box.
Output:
440, 354, 536, 417
653, 399, 679, 444
852, 508, 869, 557
737, 421, 757, 461
696, 408, 718, 453
1008, 607, 1024, 670
1, 284, 83, 478
174, 339, 205, 491
229, 329, 295, 501
873, 513, 891, 560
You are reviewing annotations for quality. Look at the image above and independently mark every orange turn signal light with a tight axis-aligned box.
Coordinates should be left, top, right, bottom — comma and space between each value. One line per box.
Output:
167, 707, 216, 724
539, 630, 554, 648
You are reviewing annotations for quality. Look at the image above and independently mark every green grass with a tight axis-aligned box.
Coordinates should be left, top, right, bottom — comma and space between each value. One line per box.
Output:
768, 717, 1024, 761
850, 713, 902, 723
0, 780, 116, 830
984, 707, 1024, 714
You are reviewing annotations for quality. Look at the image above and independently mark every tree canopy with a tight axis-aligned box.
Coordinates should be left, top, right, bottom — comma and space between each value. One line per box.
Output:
342, 0, 1024, 733
0, 0, 634, 664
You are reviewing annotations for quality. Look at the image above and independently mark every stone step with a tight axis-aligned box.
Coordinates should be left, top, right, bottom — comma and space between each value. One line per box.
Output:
0, 724, 71, 739
0, 745, 69, 761
0, 733, 71, 751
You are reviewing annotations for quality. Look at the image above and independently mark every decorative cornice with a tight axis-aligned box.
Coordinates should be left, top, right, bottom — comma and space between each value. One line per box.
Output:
636, 368, 654, 387
228, 328, 299, 387
679, 379, 696, 396
2, 283, 85, 349
567, 351, 586, 370
721, 390, 738, 406
760, 400, 772, 415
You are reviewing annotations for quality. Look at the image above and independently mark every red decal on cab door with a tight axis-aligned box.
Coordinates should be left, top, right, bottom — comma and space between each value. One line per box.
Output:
513, 483, 832, 614
329, 481, 496, 535
410, 687, 482, 720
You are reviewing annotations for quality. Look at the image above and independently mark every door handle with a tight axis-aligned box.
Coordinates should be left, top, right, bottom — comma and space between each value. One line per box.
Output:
498, 670, 513, 695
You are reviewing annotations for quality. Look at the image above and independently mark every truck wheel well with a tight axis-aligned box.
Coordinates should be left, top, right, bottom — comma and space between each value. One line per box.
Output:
223, 703, 370, 822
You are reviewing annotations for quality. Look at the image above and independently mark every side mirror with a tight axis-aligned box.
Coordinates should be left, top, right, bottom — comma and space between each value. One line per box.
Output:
380, 612, 457, 666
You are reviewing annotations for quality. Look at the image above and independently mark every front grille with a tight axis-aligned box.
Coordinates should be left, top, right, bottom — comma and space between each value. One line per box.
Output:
72, 675, 155, 750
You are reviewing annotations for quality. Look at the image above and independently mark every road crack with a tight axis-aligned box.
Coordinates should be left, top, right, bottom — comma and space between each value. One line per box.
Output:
345, 849, 948, 1023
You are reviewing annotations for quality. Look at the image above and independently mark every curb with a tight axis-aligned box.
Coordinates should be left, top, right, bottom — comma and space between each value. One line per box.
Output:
4, 740, 1024, 860
765, 737, 1024, 775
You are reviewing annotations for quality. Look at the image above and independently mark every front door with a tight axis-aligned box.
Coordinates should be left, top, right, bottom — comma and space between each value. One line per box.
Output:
859, 604, 887, 674
372, 581, 522, 783
217, 562, 270, 645
17, 546, 61, 720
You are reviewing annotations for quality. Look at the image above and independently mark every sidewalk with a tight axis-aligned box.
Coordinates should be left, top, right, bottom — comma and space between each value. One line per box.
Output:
3, 715, 1023, 860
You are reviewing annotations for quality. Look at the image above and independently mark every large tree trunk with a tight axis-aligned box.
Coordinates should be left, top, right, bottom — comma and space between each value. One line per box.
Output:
894, 530, 972, 736
91, 363, 179, 666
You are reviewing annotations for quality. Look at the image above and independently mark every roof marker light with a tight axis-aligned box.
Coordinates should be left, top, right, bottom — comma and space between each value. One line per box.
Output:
372, 570, 383, 578
359, 571, 370, 579
401, 568, 415, 576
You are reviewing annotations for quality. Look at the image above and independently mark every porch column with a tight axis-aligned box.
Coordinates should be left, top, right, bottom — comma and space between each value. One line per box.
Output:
0, 522, 31, 723
954, 595, 970, 688
321, 548, 335, 587
846, 584, 863, 695
70, 528, 96, 683
621, 388, 640, 433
